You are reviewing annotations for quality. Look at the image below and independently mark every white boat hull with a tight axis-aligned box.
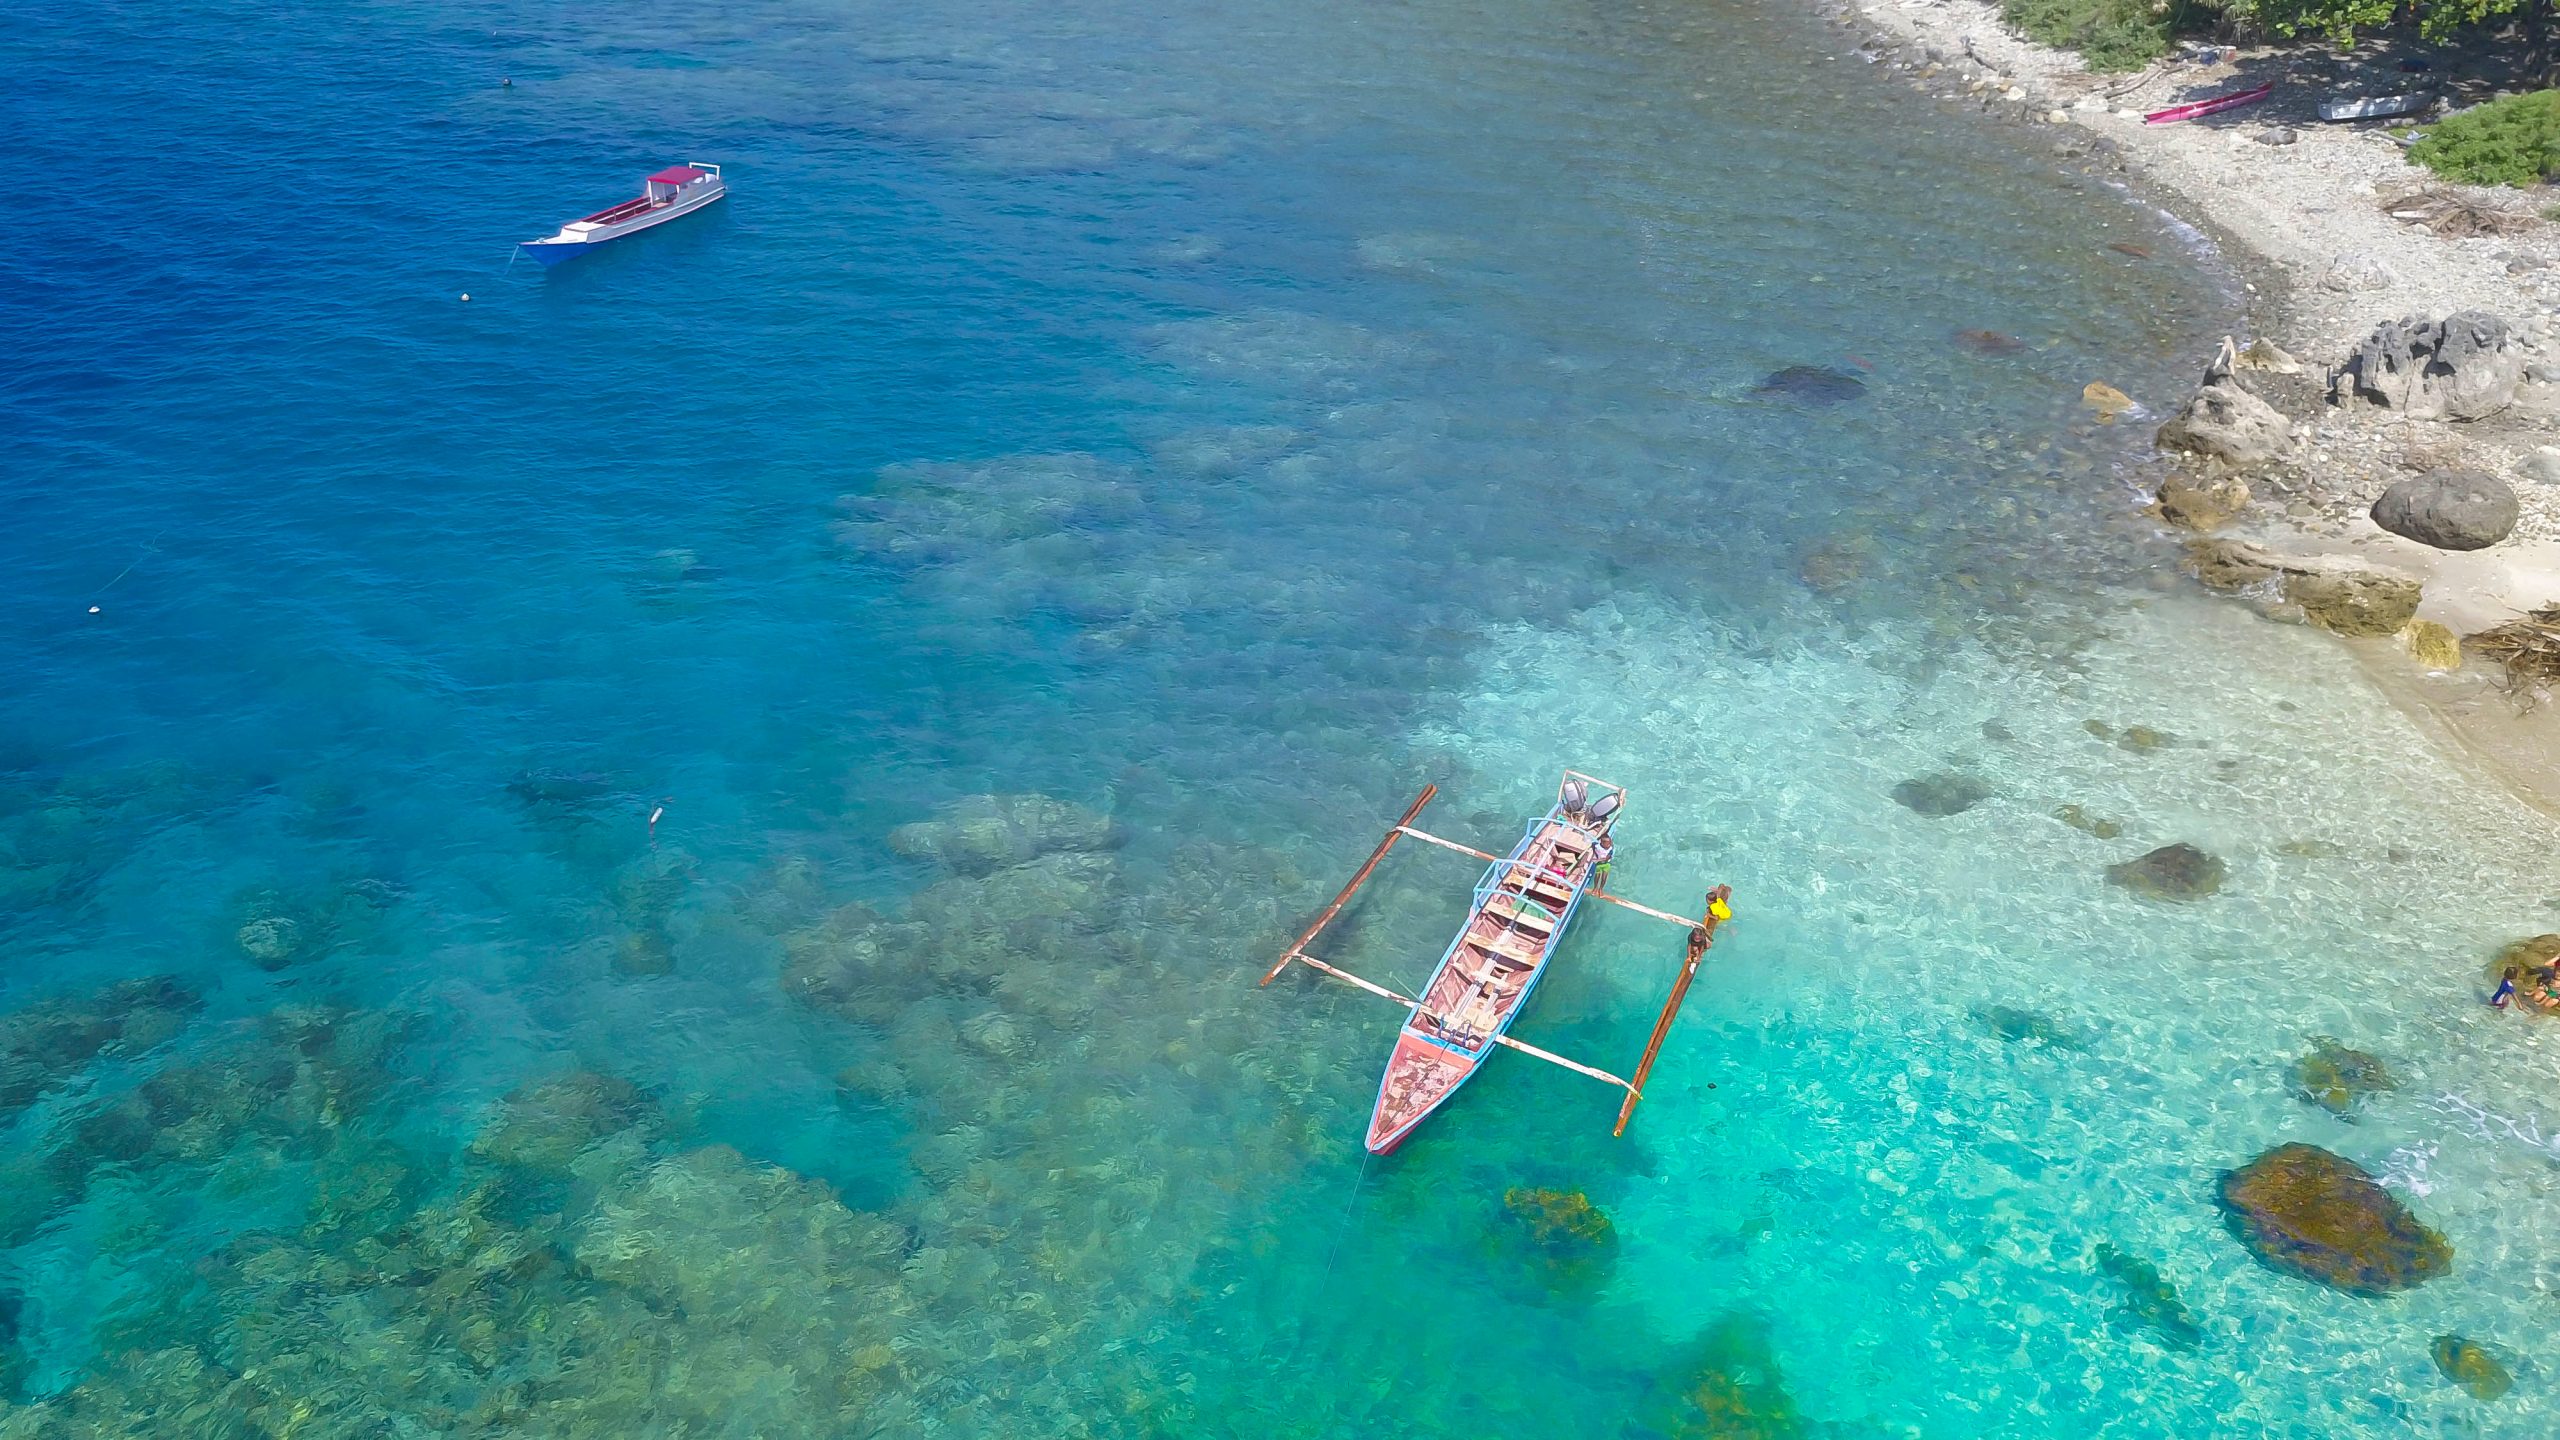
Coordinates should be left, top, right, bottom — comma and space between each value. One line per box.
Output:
521, 171, 725, 266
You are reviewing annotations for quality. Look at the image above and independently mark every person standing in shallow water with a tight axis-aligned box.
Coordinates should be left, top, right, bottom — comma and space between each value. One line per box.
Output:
1592, 832, 1613, 891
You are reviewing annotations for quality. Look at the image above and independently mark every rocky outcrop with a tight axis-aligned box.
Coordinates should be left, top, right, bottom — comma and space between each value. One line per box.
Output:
2432, 1335, 2513, 1400
2286, 570, 2424, 637
2339, 313, 2524, 421
2151, 472, 2251, 531
2219, 1143, 2451, 1296
2184, 540, 2423, 638
2370, 469, 2519, 551
2156, 376, 2289, 466
2105, 843, 2224, 900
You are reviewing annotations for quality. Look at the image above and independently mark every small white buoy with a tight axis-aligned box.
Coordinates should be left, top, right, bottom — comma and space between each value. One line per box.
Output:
459, 292, 471, 302
88, 605, 100, 614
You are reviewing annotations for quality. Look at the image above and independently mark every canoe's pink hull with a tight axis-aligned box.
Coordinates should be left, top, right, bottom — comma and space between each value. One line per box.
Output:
1366, 1033, 1475, 1153
2143, 82, 2272, 125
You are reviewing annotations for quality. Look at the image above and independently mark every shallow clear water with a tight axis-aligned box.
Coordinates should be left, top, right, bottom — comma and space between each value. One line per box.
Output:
7, 0, 2559, 1433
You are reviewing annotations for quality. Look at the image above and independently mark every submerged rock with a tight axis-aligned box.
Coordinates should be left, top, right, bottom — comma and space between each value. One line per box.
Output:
1750, 365, 1866, 405
506, 767, 621, 808
2053, 804, 2124, 840
2371, 469, 2519, 551
886, 793, 1121, 876
2082, 381, 2134, 419
2106, 844, 2225, 900
0, 976, 201, 1117
1651, 1313, 1810, 1440
1976, 1004, 2095, 1051
2114, 725, 2173, 754
2294, 1037, 2397, 1117
1890, 772, 1992, 817
1497, 1187, 1619, 1292
470, 1070, 660, 1175
1954, 328, 2026, 356
2431, 1334, 2513, 1400
2219, 1143, 2451, 1295
2095, 1242, 2203, 1350
49, 1005, 408, 1191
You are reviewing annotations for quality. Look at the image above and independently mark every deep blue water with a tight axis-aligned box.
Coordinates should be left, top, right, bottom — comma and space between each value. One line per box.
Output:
9, 0, 2560, 1434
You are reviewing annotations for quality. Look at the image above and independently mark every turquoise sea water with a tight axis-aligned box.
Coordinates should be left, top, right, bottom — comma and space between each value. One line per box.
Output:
8, 0, 2560, 1433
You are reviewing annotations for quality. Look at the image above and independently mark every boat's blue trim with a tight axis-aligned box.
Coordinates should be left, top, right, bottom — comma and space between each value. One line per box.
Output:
517, 240, 601, 268
1367, 805, 1603, 1141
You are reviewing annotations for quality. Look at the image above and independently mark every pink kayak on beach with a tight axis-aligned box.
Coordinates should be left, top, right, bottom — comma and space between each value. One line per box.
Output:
2142, 81, 2274, 125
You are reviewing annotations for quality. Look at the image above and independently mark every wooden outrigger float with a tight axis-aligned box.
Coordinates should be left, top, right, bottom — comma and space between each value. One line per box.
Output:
1261, 772, 1734, 1153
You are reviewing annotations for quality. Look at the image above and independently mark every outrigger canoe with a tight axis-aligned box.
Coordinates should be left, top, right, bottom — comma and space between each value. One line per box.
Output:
2142, 82, 2274, 125
1261, 772, 1734, 1153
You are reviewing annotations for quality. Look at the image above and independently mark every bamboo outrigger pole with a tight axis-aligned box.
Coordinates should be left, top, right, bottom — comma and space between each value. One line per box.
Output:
1612, 884, 1732, 1137
1261, 785, 1438, 986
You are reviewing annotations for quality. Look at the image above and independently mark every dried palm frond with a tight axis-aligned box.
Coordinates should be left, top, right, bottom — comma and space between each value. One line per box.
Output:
2469, 606, 2560, 696
2378, 182, 2539, 238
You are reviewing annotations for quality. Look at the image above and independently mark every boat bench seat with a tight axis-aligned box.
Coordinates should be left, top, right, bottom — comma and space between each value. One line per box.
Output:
1475, 932, 1543, 965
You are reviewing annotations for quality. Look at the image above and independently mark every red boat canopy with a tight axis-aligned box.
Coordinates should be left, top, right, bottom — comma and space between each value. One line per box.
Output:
646, 166, 707, 185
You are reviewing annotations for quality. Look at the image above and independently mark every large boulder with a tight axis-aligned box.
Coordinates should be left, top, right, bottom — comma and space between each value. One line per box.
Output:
2219, 1143, 2451, 1295
2340, 313, 2523, 421
2156, 377, 2290, 465
2371, 469, 2518, 551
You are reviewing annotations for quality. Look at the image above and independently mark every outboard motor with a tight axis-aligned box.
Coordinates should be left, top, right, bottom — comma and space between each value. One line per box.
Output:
1560, 777, 1589, 820
1588, 790, 1623, 828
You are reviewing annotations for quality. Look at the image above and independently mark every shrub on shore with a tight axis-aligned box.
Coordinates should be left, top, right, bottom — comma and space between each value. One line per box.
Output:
2001, 0, 2192, 70
2408, 90, 2560, 187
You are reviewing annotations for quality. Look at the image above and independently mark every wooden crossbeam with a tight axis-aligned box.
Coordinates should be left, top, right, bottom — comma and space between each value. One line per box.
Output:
1591, 890, 1700, 929
1394, 825, 1498, 862
1493, 1033, 1635, 1092
1286, 951, 1416, 1008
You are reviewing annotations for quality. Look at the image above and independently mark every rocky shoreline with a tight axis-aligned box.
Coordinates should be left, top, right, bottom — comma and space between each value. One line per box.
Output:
1815, 0, 2560, 810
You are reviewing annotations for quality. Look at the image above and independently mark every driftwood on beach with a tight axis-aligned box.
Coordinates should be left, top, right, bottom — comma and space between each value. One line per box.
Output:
2470, 607, 2560, 695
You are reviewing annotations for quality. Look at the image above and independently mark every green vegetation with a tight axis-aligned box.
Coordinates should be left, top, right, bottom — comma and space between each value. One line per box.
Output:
2000, 0, 2195, 71
2226, 0, 2547, 44
1992, 0, 2557, 79
2408, 90, 2560, 186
